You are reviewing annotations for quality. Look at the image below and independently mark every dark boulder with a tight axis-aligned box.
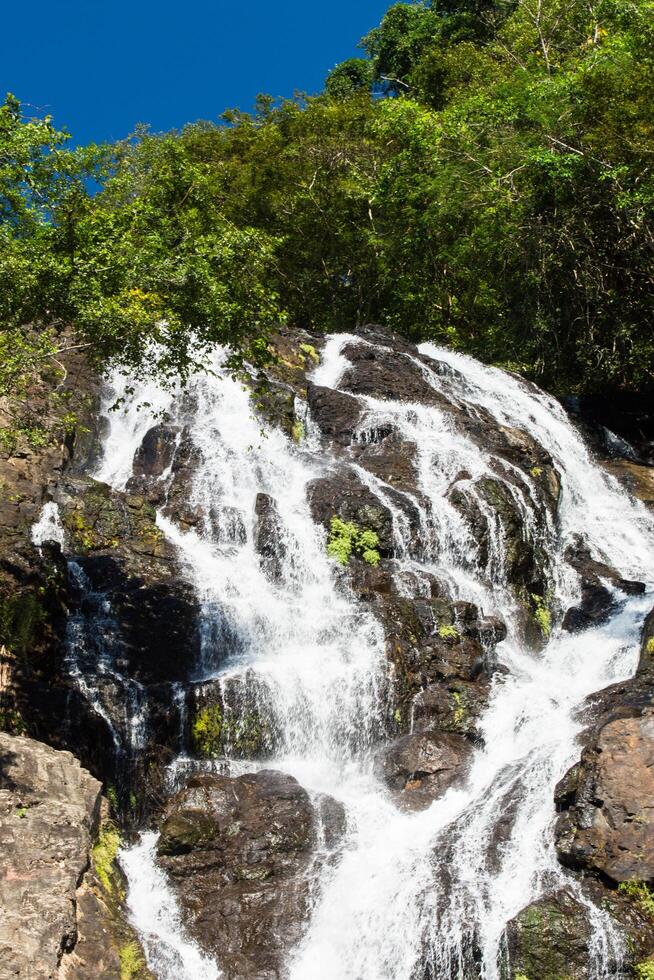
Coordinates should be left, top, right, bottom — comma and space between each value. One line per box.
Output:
503, 889, 592, 980
376, 730, 471, 810
555, 711, 654, 883
306, 383, 363, 446
131, 423, 179, 480
307, 466, 396, 556
253, 493, 286, 582
157, 770, 344, 979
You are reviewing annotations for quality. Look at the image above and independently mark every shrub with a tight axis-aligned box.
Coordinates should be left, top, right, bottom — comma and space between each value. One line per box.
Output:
327, 516, 380, 566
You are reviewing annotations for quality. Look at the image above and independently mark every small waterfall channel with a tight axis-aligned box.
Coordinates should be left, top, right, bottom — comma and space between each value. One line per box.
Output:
38, 333, 654, 979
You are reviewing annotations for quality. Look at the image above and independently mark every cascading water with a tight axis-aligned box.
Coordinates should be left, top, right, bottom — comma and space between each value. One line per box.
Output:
86, 333, 654, 980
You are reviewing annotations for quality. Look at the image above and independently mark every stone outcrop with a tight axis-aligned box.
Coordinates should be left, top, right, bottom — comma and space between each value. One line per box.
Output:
0, 733, 101, 977
504, 890, 593, 980
556, 610, 654, 884
555, 712, 654, 882
375, 730, 471, 810
157, 770, 345, 979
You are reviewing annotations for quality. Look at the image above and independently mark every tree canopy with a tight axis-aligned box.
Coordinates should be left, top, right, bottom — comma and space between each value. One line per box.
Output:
2, 0, 653, 424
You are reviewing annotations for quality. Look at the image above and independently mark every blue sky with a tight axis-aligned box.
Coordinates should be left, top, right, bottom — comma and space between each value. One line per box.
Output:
2, 1, 390, 145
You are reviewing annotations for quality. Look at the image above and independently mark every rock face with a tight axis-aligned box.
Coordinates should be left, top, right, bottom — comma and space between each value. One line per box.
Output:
555, 712, 654, 882
158, 770, 344, 979
376, 730, 471, 810
504, 890, 593, 980
0, 732, 101, 977
556, 611, 654, 884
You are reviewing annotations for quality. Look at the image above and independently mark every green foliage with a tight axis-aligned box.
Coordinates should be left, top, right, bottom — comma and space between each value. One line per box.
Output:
192, 704, 224, 757
3, 0, 654, 399
92, 822, 122, 895
0, 708, 25, 735
0, 592, 46, 659
618, 880, 654, 919
191, 702, 268, 757
327, 516, 381, 566
291, 419, 305, 443
531, 593, 552, 638
438, 623, 460, 640
634, 962, 654, 980
325, 59, 373, 98
645, 637, 654, 655
119, 941, 147, 980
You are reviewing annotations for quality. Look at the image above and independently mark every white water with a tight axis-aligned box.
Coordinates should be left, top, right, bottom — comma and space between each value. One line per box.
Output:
120, 833, 220, 979
31, 501, 65, 549
90, 334, 654, 979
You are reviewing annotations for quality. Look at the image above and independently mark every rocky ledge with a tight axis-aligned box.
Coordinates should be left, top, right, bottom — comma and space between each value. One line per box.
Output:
0, 732, 150, 979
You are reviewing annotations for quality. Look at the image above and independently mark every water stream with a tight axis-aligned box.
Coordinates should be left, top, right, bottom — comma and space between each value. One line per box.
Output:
81, 334, 654, 978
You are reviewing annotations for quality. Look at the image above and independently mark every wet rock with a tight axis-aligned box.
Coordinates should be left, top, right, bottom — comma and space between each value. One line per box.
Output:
563, 542, 645, 632
132, 423, 179, 479
188, 675, 276, 759
158, 770, 344, 979
251, 378, 296, 436
562, 581, 617, 632
306, 382, 363, 446
412, 679, 490, 741
555, 711, 654, 883
161, 431, 204, 527
254, 493, 287, 582
0, 733, 102, 978
604, 459, 654, 508
352, 430, 420, 496
340, 341, 447, 407
503, 889, 592, 980
565, 542, 646, 597
307, 466, 396, 555
376, 593, 504, 741
376, 730, 471, 810
58, 478, 201, 686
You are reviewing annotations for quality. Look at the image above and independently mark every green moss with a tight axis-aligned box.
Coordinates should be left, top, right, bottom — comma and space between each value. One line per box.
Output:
0, 708, 25, 734
451, 690, 466, 725
634, 963, 654, 980
192, 704, 224, 757
92, 822, 122, 896
0, 592, 46, 659
531, 593, 552, 638
192, 704, 268, 758
618, 880, 654, 918
327, 516, 380, 567
299, 343, 320, 364
530, 466, 542, 477
119, 940, 147, 980
438, 624, 459, 641
645, 637, 654, 655
291, 419, 305, 443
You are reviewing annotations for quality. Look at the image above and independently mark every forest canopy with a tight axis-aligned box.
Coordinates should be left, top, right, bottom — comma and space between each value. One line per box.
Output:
2, 0, 653, 421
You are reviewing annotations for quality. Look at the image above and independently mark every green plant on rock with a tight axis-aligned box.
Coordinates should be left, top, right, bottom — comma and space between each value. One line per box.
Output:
645, 637, 654, 655
634, 962, 654, 980
451, 690, 466, 725
191, 704, 224, 757
0, 592, 47, 660
438, 624, 459, 641
531, 593, 552, 639
0, 708, 25, 735
618, 880, 654, 919
327, 516, 380, 567
92, 822, 122, 896
291, 419, 305, 443
119, 940, 147, 980
299, 343, 320, 364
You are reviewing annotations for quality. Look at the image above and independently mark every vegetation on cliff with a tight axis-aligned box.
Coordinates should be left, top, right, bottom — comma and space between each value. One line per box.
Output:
2, 0, 654, 411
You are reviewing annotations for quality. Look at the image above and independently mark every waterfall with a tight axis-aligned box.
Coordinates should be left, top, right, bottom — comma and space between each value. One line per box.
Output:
87, 334, 654, 979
